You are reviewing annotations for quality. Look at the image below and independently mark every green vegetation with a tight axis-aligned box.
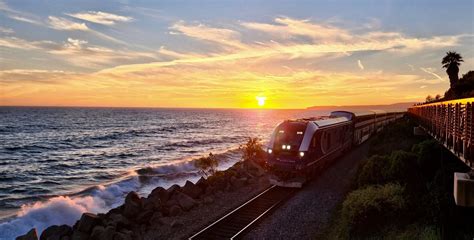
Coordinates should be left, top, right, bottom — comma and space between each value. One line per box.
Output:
194, 153, 218, 177
240, 137, 266, 166
323, 119, 473, 240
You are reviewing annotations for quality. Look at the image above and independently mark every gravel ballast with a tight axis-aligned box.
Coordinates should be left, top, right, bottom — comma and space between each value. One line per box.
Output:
243, 142, 370, 240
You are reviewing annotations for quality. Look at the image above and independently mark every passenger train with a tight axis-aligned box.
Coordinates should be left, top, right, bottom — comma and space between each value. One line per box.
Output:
266, 110, 405, 187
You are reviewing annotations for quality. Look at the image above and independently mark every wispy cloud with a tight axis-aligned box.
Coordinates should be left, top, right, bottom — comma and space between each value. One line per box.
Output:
420, 67, 445, 82
0, 26, 13, 33
48, 16, 89, 31
357, 59, 364, 70
66, 11, 133, 25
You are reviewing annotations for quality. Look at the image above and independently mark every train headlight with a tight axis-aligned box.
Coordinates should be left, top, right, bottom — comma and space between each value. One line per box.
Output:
287, 145, 291, 150
268, 149, 272, 154
299, 152, 305, 157
282, 145, 286, 150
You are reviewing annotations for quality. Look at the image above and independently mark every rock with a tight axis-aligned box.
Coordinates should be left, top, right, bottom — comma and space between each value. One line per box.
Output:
168, 205, 182, 216
40, 225, 72, 240
70, 230, 89, 240
166, 184, 181, 196
181, 180, 203, 199
231, 177, 247, 189
157, 216, 172, 226
135, 209, 154, 224
203, 196, 214, 204
123, 191, 143, 218
170, 220, 184, 228
90, 226, 104, 240
195, 177, 208, 190
16, 228, 38, 240
77, 213, 100, 233
148, 212, 163, 226
246, 160, 265, 176
148, 186, 168, 204
114, 232, 132, 240
106, 213, 131, 230
174, 192, 197, 211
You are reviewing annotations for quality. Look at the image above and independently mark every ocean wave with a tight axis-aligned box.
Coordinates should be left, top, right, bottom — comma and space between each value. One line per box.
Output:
0, 148, 242, 240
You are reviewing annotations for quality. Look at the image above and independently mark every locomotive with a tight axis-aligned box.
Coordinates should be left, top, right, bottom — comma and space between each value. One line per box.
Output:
265, 110, 405, 187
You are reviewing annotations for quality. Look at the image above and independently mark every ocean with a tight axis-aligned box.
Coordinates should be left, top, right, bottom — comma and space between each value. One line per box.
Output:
0, 107, 329, 239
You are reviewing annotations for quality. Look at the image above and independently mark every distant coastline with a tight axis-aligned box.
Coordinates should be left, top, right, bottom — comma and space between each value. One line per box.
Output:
306, 102, 416, 111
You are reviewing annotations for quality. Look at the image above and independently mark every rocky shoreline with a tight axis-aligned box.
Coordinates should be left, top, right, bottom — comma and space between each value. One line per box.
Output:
16, 159, 269, 240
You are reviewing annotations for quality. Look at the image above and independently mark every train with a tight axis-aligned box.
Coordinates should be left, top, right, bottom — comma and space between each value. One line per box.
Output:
265, 110, 405, 187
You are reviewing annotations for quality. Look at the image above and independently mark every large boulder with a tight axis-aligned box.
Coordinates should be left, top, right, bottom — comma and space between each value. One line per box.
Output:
90, 226, 115, 240
230, 176, 247, 189
245, 160, 265, 177
16, 228, 38, 240
77, 213, 100, 233
148, 187, 169, 204
168, 205, 182, 217
123, 191, 143, 218
195, 177, 208, 190
174, 192, 197, 211
181, 180, 203, 199
70, 230, 89, 240
40, 225, 72, 240
166, 184, 181, 196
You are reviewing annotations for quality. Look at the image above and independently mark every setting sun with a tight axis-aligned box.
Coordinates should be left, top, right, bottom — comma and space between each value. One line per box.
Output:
256, 96, 267, 107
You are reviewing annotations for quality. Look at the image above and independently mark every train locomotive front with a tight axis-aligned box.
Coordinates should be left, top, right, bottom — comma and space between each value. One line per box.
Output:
266, 115, 353, 187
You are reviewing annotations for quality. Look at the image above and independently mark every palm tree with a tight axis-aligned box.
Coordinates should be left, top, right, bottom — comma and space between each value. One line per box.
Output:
442, 51, 463, 88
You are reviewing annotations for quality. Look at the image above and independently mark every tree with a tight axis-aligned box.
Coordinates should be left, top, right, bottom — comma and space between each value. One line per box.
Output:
194, 153, 218, 177
240, 137, 266, 165
435, 94, 441, 100
442, 51, 463, 88
426, 95, 433, 103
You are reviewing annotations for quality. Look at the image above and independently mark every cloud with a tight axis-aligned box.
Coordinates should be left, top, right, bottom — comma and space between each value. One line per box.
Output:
357, 59, 364, 70
48, 16, 89, 31
66, 11, 133, 25
0, 26, 13, 33
170, 21, 245, 51
420, 67, 445, 82
0, 36, 55, 50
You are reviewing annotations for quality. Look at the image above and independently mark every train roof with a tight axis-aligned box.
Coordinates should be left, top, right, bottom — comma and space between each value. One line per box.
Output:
313, 116, 350, 127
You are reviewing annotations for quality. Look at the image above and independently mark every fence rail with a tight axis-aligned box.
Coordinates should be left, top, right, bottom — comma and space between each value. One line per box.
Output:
408, 97, 474, 169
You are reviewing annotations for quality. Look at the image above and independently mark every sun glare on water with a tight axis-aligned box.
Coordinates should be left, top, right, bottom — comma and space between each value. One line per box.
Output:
256, 96, 266, 107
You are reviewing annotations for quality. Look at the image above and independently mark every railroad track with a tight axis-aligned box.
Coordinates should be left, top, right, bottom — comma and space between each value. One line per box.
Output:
189, 185, 297, 240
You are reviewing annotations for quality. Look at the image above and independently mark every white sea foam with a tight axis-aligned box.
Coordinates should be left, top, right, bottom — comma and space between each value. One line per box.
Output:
0, 149, 241, 240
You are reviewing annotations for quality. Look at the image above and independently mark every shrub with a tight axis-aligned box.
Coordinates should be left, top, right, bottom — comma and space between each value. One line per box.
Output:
194, 153, 218, 177
357, 155, 391, 187
340, 183, 406, 237
240, 137, 266, 166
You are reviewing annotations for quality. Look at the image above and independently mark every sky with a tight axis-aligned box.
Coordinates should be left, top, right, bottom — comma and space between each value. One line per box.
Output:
0, 0, 473, 109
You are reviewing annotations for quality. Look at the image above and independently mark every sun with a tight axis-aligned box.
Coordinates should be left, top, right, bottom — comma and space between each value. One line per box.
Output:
256, 96, 266, 107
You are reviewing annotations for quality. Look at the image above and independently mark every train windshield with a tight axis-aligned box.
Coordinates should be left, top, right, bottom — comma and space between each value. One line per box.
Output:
274, 122, 307, 149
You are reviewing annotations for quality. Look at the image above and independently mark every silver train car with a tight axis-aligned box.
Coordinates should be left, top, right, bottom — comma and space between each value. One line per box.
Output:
266, 110, 404, 187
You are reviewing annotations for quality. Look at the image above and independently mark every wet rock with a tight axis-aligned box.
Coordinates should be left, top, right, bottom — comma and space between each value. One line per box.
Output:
168, 205, 183, 216
123, 191, 143, 218
174, 192, 197, 211
181, 180, 203, 199
77, 213, 100, 233
136, 209, 154, 224
16, 228, 38, 240
40, 225, 72, 240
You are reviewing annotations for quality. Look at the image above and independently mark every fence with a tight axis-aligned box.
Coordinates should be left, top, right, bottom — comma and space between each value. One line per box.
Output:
408, 97, 474, 169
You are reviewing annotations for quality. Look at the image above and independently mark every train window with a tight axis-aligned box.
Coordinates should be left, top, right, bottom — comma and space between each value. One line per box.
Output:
274, 122, 308, 149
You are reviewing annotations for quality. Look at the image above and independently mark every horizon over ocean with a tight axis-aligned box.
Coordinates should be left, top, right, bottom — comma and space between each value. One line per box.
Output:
0, 106, 333, 239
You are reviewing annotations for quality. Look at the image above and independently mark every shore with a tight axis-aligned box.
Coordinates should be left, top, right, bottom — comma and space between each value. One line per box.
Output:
16, 156, 270, 240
